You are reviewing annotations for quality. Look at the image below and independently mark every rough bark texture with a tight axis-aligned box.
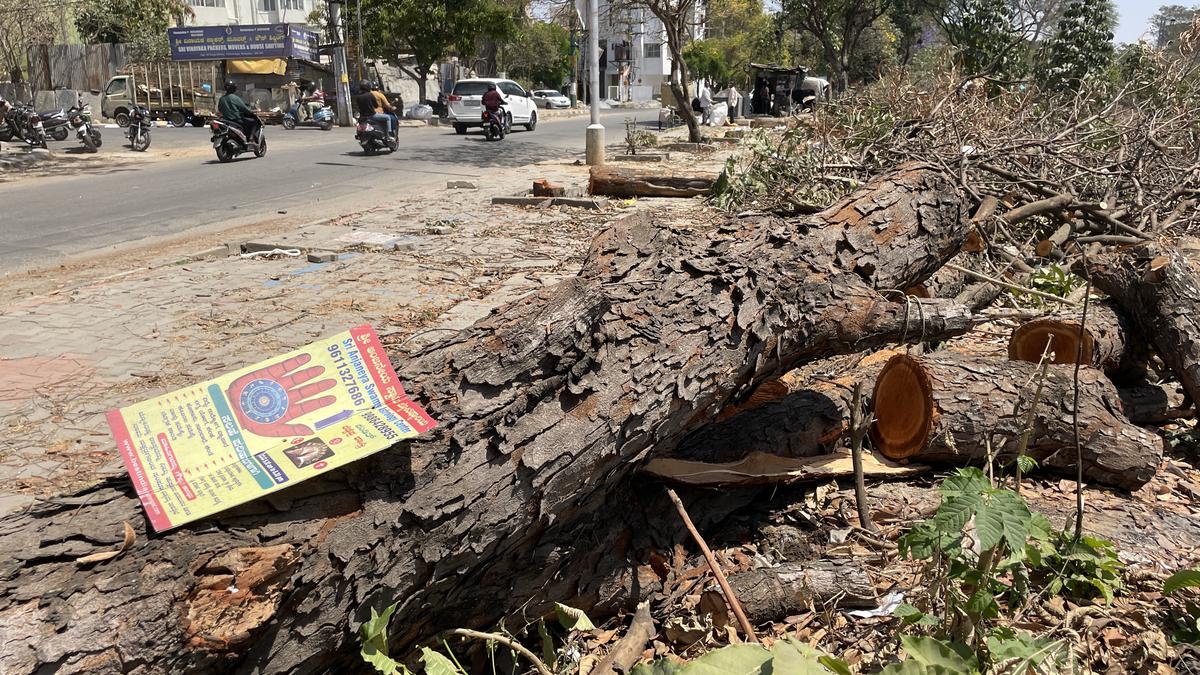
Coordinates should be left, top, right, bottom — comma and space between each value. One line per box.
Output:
1118, 381, 1192, 425
1084, 241, 1200, 405
0, 164, 971, 674
588, 167, 716, 198
673, 353, 899, 463
726, 560, 876, 624
1008, 300, 1142, 378
870, 353, 1163, 490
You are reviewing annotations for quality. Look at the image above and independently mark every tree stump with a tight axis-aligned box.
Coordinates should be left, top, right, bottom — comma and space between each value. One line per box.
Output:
1007, 300, 1142, 378
870, 353, 1163, 490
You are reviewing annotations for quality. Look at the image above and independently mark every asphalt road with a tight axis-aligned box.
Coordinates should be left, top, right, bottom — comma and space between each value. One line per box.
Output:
0, 110, 655, 271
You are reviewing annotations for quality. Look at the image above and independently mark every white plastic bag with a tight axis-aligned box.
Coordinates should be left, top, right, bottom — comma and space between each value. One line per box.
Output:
708, 104, 727, 127
407, 104, 433, 121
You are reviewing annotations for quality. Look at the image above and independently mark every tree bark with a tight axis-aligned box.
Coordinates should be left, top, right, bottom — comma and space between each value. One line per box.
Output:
870, 353, 1163, 490
588, 167, 716, 198
727, 559, 876, 624
1083, 241, 1200, 406
1007, 300, 1143, 379
1117, 381, 1192, 425
0, 164, 972, 674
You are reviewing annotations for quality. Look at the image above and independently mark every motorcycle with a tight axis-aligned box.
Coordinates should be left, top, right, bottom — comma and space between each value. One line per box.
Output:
40, 108, 71, 142
68, 102, 101, 153
127, 106, 152, 152
4, 104, 47, 148
355, 116, 397, 155
482, 108, 506, 141
282, 100, 334, 131
210, 118, 266, 162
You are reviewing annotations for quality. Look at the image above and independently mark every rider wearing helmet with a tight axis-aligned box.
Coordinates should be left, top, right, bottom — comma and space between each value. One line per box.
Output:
354, 80, 393, 138
482, 82, 505, 127
370, 82, 399, 136
218, 81, 262, 144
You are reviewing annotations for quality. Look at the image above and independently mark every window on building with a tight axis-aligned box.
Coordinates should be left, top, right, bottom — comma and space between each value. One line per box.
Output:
188, 0, 224, 7
258, 0, 303, 10
645, 42, 662, 59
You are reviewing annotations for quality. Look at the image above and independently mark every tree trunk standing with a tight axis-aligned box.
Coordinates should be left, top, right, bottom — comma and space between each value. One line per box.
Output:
870, 353, 1164, 490
1083, 242, 1200, 407
648, 0, 701, 143
0, 165, 972, 674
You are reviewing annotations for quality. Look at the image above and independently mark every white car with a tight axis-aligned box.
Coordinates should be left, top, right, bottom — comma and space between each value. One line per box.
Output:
447, 78, 538, 135
531, 89, 571, 109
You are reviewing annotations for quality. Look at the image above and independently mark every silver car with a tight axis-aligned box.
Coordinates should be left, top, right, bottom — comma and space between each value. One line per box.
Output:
531, 89, 571, 109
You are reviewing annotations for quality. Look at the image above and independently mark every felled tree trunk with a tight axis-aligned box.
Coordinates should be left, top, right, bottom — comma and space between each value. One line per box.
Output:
870, 353, 1163, 490
0, 164, 971, 674
1007, 300, 1142, 378
1118, 381, 1192, 425
1083, 241, 1200, 404
588, 166, 716, 198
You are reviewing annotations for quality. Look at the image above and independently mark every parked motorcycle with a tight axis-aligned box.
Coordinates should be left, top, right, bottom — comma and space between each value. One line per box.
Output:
482, 108, 506, 141
40, 108, 71, 142
282, 100, 334, 131
210, 118, 266, 162
4, 104, 47, 148
355, 116, 397, 155
127, 106, 152, 151
68, 101, 101, 153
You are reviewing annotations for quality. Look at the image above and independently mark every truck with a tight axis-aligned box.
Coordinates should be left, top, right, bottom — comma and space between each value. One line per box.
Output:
101, 61, 220, 128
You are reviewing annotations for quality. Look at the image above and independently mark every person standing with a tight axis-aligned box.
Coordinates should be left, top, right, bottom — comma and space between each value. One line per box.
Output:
724, 84, 741, 122
699, 84, 713, 125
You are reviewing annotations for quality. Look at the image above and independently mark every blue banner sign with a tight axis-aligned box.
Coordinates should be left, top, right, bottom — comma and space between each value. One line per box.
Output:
169, 24, 320, 61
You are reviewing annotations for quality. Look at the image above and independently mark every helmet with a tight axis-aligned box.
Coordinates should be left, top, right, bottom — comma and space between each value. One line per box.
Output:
359, 80, 371, 92
487, 83, 497, 91
224, 81, 237, 94
371, 81, 381, 90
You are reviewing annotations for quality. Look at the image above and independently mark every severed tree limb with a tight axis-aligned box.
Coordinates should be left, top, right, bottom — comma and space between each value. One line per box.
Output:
442, 629, 552, 675
592, 602, 654, 675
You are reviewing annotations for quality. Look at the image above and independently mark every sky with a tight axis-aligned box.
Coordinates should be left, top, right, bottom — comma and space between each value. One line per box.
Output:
1114, 0, 1166, 45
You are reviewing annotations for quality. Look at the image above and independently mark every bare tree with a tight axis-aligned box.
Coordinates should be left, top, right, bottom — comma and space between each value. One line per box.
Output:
0, 0, 56, 84
610, 0, 703, 142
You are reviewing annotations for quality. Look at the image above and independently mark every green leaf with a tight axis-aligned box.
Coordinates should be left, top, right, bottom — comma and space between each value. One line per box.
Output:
938, 467, 990, 499
965, 589, 999, 620
360, 603, 404, 675
537, 619, 556, 671
770, 639, 850, 674
974, 489, 1031, 553
678, 644, 771, 674
894, 604, 939, 627
899, 635, 978, 671
1015, 454, 1038, 474
554, 602, 597, 631
421, 647, 467, 675
1166, 570, 1200, 595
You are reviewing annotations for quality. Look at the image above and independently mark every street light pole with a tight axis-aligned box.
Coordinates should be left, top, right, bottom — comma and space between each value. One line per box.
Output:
585, 0, 604, 166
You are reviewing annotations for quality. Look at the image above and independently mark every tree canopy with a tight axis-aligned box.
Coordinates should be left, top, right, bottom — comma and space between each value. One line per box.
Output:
73, 0, 192, 59
498, 20, 571, 88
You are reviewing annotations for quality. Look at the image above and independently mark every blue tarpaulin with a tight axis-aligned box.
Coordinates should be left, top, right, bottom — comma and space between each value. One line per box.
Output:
168, 24, 319, 62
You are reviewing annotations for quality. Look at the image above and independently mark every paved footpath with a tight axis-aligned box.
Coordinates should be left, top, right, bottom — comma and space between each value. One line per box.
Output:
0, 148, 725, 516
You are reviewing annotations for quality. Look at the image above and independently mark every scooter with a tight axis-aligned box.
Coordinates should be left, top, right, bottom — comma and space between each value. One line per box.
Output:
210, 118, 266, 162
355, 116, 397, 155
68, 102, 102, 153
482, 108, 506, 141
282, 100, 334, 131
127, 106, 152, 151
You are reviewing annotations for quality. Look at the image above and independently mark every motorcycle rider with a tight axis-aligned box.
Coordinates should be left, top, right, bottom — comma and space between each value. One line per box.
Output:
218, 81, 262, 145
482, 83, 506, 130
370, 82, 399, 136
354, 80, 393, 138
301, 83, 325, 121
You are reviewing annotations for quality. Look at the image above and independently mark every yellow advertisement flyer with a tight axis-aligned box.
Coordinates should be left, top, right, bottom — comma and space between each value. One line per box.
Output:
106, 325, 436, 531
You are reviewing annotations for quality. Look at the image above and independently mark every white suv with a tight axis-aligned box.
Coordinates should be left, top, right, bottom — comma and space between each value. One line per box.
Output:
447, 78, 538, 135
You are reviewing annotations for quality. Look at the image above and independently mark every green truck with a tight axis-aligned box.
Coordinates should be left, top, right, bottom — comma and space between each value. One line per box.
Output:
101, 61, 220, 128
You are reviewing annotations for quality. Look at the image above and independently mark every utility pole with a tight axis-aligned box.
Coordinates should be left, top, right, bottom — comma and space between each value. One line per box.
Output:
327, 0, 352, 126
356, 0, 365, 81
585, 0, 604, 166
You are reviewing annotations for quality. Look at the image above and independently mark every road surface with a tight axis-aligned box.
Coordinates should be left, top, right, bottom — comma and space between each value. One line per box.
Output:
0, 110, 654, 271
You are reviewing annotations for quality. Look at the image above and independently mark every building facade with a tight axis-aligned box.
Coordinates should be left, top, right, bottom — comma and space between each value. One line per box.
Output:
183, 0, 315, 29
580, 0, 704, 102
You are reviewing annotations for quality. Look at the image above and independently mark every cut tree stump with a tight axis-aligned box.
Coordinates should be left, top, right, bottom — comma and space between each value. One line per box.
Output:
727, 560, 877, 624
1007, 300, 1142, 377
0, 164, 972, 674
1084, 241, 1200, 406
588, 166, 716, 198
870, 353, 1163, 490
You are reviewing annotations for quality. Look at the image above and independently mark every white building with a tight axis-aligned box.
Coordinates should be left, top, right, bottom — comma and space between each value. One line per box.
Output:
581, 0, 704, 102
183, 0, 315, 28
